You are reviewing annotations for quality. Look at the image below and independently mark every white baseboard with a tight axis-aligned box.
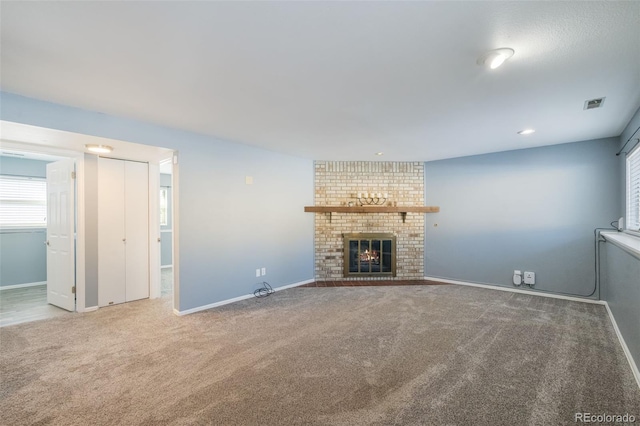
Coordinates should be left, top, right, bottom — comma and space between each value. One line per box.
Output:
174, 293, 255, 316
81, 306, 99, 313
173, 278, 315, 316
604, 303, 640, 390
0, 281, 46, 291
424, 276, 605, 305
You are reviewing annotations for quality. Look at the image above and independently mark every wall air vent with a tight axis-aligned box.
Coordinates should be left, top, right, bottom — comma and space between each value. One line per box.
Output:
584, 97, 605, 110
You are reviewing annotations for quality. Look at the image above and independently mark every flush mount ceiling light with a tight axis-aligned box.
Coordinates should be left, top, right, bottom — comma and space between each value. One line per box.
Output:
517, 129, 535, 135
375, 152, 384, 156
477, 48, 515, 69
85, 144, 113, 154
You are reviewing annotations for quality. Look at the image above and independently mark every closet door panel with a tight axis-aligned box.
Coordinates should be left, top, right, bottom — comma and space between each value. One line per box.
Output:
98, 158, 126, 307
124, 161, 149, 301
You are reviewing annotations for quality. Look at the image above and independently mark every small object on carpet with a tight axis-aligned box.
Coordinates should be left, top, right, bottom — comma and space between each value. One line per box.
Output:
254, 281, 274, 298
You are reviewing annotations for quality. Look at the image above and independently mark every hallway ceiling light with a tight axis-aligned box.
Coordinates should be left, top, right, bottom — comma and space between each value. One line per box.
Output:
477, 48, 515, 69
86, 144, 113, 154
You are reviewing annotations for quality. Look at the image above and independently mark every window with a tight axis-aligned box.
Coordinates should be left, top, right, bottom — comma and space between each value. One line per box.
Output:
0, 176, 47, 228
627, 143, 640, 233
159, 187, 168, 226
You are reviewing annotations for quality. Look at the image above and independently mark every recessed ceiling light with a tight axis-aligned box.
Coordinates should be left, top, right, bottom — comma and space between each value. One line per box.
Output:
375, 152, 384, 156
477, 48, 515, 70
85, 144, 113, 154
517, 129, 535, 135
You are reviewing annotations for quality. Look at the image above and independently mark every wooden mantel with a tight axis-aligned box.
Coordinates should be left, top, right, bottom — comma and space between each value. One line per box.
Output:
304, 205, 439, 223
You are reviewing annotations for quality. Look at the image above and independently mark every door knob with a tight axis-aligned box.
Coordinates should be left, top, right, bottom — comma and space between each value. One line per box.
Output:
157, 237, 161, 242
45, 240, 50, 246
122, 238, 126, 242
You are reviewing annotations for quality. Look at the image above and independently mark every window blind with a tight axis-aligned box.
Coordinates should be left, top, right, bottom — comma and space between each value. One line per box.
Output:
0, 176, 47, 227
627, 143, 640, 232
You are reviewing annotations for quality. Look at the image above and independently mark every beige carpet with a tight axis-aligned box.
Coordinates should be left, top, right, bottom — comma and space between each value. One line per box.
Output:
1, 285, 638, 425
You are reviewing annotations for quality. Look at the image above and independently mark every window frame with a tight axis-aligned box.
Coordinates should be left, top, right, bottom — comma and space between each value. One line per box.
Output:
625, 142, 640, 236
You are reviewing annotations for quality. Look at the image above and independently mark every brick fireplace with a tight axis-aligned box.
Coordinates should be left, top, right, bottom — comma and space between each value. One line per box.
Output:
313, 161, 425, 280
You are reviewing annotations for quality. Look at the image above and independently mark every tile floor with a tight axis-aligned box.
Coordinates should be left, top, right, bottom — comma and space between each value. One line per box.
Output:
0, 285, 71, 327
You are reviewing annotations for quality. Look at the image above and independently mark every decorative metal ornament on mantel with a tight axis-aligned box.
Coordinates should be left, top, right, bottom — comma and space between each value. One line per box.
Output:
357, 192, 388, 206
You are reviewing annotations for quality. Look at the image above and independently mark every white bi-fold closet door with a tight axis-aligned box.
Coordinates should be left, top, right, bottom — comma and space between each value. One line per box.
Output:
98, 157, 149, 307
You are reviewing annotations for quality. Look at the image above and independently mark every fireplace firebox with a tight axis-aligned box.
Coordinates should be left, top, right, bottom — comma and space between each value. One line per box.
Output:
343, 233, 396, 277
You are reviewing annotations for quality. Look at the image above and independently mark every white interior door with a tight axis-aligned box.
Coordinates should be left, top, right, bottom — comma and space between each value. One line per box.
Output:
46, 159, 76, 311
98, 158, 126, 307
125, 161, 149, 301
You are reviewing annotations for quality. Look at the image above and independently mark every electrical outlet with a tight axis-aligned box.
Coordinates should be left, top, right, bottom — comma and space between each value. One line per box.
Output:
524, 271, 535, 285
256, 269, 261, 277
513, 270, 522, 286
261, 267, 266, 276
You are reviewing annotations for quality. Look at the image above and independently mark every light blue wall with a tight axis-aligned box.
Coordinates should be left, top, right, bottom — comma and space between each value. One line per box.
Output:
424, 138, 620, 297
0, 92, 314, 311
0, 229, 47, 287
0, 157, 50, 287
601, 105, 640, 373
177, 140, 313, 310
600, 242, 640, 370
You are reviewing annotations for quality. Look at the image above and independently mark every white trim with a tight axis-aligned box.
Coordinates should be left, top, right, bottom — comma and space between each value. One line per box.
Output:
161, 264, 173, 269
0, 226, 46, 231
149, 162, 160, 300
83, 306, 99, 313
173, 278, 315, 316
171, 151, 179, 313
604, 302, 640, 390
0, 281, 46, 290
174, 293, 254, 316
424, 276, 605, 305
75, 155, 86, 313
601, 231, 640, 260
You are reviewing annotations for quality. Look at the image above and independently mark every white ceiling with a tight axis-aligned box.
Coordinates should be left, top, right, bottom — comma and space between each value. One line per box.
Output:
1, 1, 639, 161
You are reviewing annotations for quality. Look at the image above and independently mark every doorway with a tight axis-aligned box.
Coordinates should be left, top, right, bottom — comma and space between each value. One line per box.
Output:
0, 150, 77, 326
1, 121, 178, 321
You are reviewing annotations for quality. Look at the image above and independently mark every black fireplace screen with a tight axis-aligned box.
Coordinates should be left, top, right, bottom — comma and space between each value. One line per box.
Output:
343, 233, 396, 277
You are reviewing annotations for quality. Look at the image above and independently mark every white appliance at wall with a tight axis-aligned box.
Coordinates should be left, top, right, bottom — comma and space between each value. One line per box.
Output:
98, 157, 149, 307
